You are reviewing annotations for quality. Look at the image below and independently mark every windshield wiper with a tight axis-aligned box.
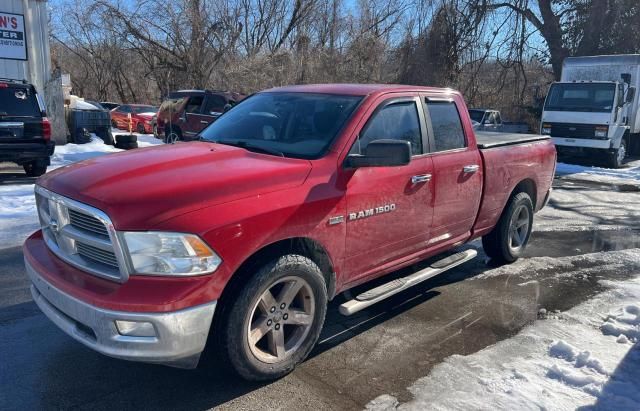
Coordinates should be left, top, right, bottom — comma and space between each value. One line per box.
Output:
214, 139, 285, 157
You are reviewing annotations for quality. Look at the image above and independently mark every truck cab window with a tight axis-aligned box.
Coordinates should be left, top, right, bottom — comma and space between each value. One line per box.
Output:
353, 101, 423, 156
427, 101, 466, 151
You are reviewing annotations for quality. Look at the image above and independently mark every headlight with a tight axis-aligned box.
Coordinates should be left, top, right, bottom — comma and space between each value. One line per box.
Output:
594, 126, 608, 138
541, 123, 551, 135
122, 232, 221, 276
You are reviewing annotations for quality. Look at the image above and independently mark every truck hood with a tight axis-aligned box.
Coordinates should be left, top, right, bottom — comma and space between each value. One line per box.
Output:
38, 142, 312, 229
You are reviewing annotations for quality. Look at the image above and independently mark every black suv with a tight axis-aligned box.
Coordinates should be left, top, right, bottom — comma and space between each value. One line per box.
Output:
0, 79, 54, 177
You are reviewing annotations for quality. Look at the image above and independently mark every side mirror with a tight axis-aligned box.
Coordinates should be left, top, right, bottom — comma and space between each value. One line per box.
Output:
626, 87, 636, 104
346, 139, 411, 168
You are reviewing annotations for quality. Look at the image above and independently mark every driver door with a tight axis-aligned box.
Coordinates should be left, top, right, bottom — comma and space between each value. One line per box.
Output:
344, 95, 435, 281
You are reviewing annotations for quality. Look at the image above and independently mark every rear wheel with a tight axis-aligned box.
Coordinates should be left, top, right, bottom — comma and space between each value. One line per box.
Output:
220, 255, 327, 381
23, 160, 48, 177
482, 192, 534, 264
136, 123, 145, 134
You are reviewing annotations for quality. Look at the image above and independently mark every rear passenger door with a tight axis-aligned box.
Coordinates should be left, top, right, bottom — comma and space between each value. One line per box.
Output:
345, 96, 435, 281
421, 95, 482, 246
182, 95, 209, 139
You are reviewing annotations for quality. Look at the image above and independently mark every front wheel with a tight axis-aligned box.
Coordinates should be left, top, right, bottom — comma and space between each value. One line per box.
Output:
608, 140, 627, 169
220, 255, 327, 381
482, 192, 534, 264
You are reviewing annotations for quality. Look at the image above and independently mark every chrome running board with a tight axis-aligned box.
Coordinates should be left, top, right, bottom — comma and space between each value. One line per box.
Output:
339, 249, 477, 316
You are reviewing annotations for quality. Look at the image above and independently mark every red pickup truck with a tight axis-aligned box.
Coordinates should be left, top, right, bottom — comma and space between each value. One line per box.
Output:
24, 84, 555, 381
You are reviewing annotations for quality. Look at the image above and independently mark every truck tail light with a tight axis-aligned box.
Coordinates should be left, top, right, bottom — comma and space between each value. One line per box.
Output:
594, 125, 608, 138
541, 123, 551, 135
42, 117, 52, 142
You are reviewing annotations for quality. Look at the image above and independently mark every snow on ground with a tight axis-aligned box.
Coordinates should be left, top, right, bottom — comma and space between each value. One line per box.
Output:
556, 160, 640, 188
0, 132, 162, 249
535, 178, 640, 232
366, 274, 640, 411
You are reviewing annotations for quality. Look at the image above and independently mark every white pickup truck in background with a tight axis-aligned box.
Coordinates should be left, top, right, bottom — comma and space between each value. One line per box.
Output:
468, 109, 530, 134
541, 54, 639, 168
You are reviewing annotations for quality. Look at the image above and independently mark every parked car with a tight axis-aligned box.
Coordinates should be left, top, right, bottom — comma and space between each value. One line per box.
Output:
0, 78, 53, 176
110, 104, 158, 134
469, 109, 529, 133
99, 102, 120, 111
156, 89, 244, 143
25, 84, 556, 382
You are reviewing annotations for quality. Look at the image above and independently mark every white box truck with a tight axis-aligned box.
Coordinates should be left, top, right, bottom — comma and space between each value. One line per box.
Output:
540, 54, 639, 168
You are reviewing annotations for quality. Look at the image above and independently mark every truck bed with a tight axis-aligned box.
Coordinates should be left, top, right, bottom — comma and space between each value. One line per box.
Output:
476, 131, 550, 149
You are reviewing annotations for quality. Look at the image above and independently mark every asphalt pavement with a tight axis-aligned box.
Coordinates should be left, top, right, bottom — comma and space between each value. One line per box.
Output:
1, 178, 640, 410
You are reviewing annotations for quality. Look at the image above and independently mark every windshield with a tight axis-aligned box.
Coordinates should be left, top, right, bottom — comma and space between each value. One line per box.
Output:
468, 110, 485, 123
199, 92, 362, 159
0, 86, 40, 117
132, 106, 158, 114
544, 83, 616, 112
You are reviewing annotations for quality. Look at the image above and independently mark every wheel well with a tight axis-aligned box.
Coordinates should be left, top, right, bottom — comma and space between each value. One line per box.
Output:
219, 237, 337, 307
511, 179, 537, 208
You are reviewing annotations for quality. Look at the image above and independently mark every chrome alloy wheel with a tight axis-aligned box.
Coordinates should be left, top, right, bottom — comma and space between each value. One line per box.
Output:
247, 276, 315, 364
508, 204, 530, 252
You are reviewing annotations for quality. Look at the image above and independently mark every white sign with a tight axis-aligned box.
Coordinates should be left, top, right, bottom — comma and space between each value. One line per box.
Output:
0, 12, 26, 61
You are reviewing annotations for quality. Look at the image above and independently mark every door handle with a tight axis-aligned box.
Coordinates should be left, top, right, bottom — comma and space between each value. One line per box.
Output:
200, 120, 210, 124
411, 174, 432, 184
463, 165, 479, 173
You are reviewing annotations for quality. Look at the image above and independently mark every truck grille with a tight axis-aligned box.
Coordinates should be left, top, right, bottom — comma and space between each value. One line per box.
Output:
35, 186, 129, 282
548, 123, 599, 139
69, 209, 110, 237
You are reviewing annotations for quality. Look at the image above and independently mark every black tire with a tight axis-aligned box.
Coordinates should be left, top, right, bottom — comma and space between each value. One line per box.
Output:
95, 127, 114, 145
219, 254, 327, 381
482, 192, 534, 264
23, 160, 48, 177
115, 134, 137, 145
115, 141, 138, 150
136, 123, 145, 134
607, 140, 627, 169
164, 127, 181, 144
73, 127, 92, 144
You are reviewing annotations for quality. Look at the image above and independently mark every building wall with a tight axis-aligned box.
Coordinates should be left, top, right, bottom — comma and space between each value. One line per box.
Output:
0, 0, 66, 143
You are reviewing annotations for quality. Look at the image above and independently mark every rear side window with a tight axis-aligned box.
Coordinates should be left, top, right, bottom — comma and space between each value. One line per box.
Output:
426, 101, 466, 151
203, 95, 227, 114
353, 101, 423, 156
0, 86, 40, 117
185, 96, 204, 113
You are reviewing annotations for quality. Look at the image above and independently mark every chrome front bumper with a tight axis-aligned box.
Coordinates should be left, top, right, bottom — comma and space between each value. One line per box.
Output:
26, 258, 216, 369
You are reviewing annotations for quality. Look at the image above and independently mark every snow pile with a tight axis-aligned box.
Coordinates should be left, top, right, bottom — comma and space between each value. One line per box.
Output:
475, 248, 640, 281
0, 135, 162, 249
600, 305, 640, 343
0, 184, 38, 250
556, 161, 640, 187
366, 277, 640, 411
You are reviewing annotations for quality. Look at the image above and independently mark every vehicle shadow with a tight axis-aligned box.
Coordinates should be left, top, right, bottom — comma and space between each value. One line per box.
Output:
576, 342, 640, 410
0, 170, 37, 186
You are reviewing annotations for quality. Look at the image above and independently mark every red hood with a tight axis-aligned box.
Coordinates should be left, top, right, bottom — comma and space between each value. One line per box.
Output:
136, 112, 155, 119
39, 142, 312, 229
